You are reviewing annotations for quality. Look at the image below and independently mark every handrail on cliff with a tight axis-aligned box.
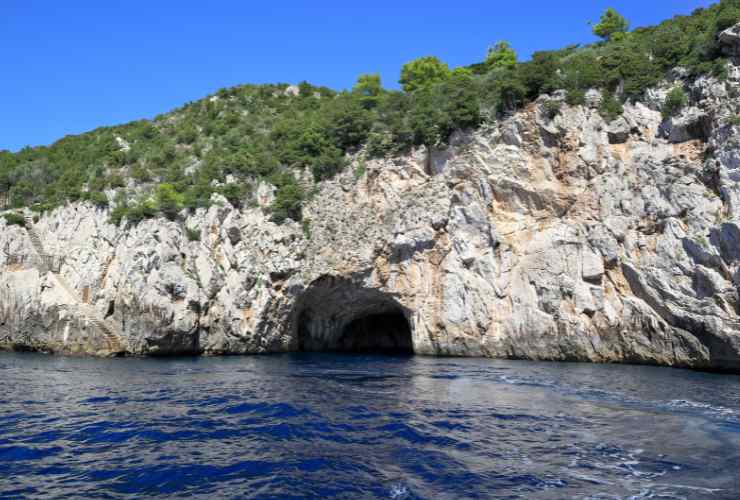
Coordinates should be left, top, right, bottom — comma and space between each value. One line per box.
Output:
15, 215, 126, 355
5, 253, 64, 273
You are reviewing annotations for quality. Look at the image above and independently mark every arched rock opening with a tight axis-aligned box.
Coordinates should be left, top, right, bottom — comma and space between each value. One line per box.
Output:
291, 276, 414, 354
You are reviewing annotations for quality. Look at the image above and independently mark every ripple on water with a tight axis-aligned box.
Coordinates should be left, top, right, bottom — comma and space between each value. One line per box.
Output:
1, 352, 740, 498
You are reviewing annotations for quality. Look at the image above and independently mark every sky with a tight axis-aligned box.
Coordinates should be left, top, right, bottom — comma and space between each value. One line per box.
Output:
1, 0, 715, 152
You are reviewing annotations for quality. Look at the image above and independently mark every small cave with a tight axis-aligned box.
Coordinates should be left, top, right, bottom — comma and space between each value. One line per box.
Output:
292, 277, 414, 355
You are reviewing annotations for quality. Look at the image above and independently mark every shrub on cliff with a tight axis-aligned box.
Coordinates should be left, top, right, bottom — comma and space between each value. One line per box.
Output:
82, 190, 109, 208
127, 198, 158, 224
155, 183, 185, 220
176, 123, 198, 145
323, 94, 373, 150
599, 91, 624, 121
185, 225, 201, 242
218, 182, 250, 208
716, 0, 740, 31
566, 89, 586, 106
2, 213, 26, 228
663, 87, 689, 118
542, 100, 562, 120
441, 72, 482, 131
270, 173, 305, 223
311, 148, 346, 182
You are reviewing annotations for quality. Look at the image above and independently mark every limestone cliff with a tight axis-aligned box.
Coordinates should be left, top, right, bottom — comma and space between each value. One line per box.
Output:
3, 55, 740, 371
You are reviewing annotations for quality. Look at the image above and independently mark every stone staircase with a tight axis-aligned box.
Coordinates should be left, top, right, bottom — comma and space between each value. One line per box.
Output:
24, 217, 49, 273
98, 256, 114, 290
24, 215, 125, 355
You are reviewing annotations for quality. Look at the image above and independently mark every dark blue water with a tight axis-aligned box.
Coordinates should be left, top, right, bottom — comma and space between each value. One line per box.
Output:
1, 353, 740, 499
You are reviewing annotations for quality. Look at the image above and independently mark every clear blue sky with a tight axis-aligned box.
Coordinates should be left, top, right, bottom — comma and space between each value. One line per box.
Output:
1, 0, 714, 152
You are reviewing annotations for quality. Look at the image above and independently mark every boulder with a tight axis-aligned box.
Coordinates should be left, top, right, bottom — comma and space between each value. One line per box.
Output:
661, 107, 711, 143
607, 117, 631, 144
719, 23, 740, 57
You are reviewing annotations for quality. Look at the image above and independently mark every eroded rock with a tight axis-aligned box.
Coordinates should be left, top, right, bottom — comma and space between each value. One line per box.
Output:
3, 68, 740, 372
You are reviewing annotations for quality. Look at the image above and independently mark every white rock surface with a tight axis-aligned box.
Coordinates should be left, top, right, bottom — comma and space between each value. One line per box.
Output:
3, 60, 740, 371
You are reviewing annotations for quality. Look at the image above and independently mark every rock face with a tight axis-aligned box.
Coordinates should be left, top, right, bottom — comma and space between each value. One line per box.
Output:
720, 23, 740, 58
3, 62, 740, 371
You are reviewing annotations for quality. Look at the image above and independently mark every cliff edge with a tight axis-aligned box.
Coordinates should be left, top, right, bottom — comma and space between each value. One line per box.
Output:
3, 50, 740, 372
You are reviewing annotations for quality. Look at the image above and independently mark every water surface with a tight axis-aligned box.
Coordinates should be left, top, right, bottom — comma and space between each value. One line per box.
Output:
1, 353, 739, 498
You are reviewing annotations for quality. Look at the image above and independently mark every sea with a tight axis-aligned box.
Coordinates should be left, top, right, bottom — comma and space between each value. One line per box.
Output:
1, 352, 739, 499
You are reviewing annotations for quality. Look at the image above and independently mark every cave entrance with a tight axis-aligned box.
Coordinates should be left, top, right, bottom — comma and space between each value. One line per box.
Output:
292, 277, 414, 355
333, 310, 413, 354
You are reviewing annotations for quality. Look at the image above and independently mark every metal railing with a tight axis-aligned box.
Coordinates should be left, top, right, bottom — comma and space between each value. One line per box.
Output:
5, 253, 64, 273
3, 218, 125, 354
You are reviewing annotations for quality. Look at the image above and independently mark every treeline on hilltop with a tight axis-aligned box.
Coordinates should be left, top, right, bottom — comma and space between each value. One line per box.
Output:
1, 1, 739, 226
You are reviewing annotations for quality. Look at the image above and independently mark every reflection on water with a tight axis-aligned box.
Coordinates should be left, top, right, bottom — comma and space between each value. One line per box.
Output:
1, 352, 740, 498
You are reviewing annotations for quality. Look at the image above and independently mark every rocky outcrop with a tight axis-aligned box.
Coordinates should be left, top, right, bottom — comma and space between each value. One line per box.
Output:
720, 23, 740, 58
3, 57, 740, 371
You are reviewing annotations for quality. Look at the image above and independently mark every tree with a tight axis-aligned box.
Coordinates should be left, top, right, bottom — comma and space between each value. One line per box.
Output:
270, 173, 305, 223
716, 0, 740, 32
498, 77, 528, 113
519, 50, 564, 99
451, 67, 474, 78
155, 183, 184, 220
353, 74, 382, 97
353, 73, 383, 109
218, 182, 249, 208
561, 52, 605, 92
323, 94, 372, 149
399, 56, 451, 92
441, 72, 481, 132
311, 147, 346, 182
486, 41, 517, 70
662, 87, 688, 118
407, 88, 446, 146
598, 91, 624, 121
593, 8, 630, 41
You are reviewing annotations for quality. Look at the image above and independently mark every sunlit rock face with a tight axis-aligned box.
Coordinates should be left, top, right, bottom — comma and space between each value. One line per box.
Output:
3, 47, 740, 371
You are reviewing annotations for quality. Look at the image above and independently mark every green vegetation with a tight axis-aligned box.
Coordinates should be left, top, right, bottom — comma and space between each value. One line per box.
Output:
599, 92, 625, 121
2, 213, 26, 228
0, 1, 737, 225
399, 56, 451, 92
663, 87, 689, 118
542, 100, 562, 120
486, 41, 518, 70
270, 173, 306, 223
354, 160, 367, 180
592, 8, 630, 41
185, 225, 201, 242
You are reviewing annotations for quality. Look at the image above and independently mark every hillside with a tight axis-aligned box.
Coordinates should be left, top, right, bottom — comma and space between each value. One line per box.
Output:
3, 3, 740, 371
1, 1, 739, 226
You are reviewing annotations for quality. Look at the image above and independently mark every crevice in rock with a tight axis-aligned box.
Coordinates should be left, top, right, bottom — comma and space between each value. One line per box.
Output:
105, 300, 115, 319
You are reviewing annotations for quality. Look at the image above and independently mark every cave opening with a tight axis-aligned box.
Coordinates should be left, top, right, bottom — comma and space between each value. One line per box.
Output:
292, 277, 415, 355
334, 310, 413, 354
